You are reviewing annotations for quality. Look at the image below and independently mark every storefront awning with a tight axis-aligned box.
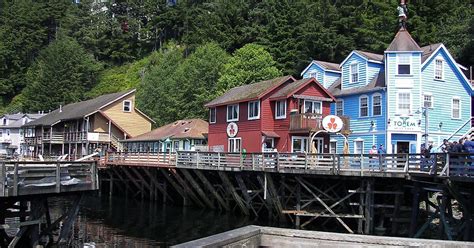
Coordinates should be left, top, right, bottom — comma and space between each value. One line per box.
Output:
262, 131, 280, 138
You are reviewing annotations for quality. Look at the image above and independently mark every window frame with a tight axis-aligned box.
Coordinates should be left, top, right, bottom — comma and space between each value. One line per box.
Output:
226, 104, 239, 122
330, 140, 337, 154
372, 93, 382, 116
396, 91, 411, 115
434, 58, 444, 81
209, 107, 216, 124
303, 100, 323, 114
275, 100, 287, 119
336, 99, 344, 116
359, 95, 369, 117
247, 100, 260, 120
423, 93, 433, 109
397, 54, 411, 75
308, 70, 318, 79
228, 137, 242, 153
350, 63, 359, 83
452, 97, 461, 119
122, 100, 132, 112
354, 139, 364, 154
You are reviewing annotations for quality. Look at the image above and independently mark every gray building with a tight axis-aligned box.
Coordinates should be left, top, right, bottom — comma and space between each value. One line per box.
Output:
0, 113, 45, 157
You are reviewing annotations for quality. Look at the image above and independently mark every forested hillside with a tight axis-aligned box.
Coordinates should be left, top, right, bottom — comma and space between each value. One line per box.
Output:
0, 0, 472, 126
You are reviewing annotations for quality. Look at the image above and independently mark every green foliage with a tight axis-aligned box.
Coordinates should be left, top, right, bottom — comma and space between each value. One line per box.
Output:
22, 36, 102, 111
217, 43, 281, 94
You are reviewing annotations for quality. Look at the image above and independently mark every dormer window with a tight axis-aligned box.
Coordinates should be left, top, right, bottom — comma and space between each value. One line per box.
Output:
434, 59, 444, 80
397, 54, 411, 75
123, 100, 132, 112
350, 63, 359, 83
227, 104, 239, 122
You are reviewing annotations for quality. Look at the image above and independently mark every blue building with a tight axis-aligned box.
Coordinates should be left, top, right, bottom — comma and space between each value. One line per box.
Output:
301, 28, 473, 154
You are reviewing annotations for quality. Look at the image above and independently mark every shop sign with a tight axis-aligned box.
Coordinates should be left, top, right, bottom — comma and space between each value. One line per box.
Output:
226, 122, 238, 137
322, 115, 343, 133
390, 116, 420, 131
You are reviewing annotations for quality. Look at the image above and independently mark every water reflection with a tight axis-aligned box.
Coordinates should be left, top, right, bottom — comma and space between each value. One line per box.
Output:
51, 194, 272, 247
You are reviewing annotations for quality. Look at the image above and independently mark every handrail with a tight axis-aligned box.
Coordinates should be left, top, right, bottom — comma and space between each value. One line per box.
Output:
444, 117, 473, 142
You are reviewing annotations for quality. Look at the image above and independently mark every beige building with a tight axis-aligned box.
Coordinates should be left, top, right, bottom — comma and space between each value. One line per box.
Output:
23, 90, 154, 158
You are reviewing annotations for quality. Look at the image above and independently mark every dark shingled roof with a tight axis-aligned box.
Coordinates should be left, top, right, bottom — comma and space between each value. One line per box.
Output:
270, 78, 313, 99
205, 76, 293, 107
386, 27, 422, 52
24, 90, 135, 127
313, 60, 341, 71
124, 119, 208, 141
329, 72, 385, 97
420, 43, 442, 63
355, 50, 384, 62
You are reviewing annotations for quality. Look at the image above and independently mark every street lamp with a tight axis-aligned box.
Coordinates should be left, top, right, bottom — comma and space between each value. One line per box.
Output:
416, 106, 429, 149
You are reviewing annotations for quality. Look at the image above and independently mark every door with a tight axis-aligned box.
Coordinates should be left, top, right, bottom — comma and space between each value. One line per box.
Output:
396, 141, 409, 154
312, 137, 324, 154
292, 136, 308, 153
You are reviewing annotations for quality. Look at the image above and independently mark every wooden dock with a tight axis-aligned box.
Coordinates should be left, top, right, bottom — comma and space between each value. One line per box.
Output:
100, 151, 474, 241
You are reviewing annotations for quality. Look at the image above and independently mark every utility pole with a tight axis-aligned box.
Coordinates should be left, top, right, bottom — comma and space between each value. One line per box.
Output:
423, 106, 429, 148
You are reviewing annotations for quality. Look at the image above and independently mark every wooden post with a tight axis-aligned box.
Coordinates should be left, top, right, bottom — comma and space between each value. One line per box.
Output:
251, 153, 255, 170
0, 162, 5, 197
409, 183, 421, 237
55, 162, 61, 193
181, 169, 214, 209
364, 179, 374, 234
218, 171, 249, 215
91, 161, 97, 190
195, 170, 229, 211
13, 162, 19, 196
296, 183, 301, 229
217, 152, 221, 169
358, 180, 365, 234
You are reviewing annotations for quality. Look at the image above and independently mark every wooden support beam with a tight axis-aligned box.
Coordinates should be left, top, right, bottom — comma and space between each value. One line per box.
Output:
110, 168, 134, 195
265, 174, 285, 221
159, 169, 187, 204
218, 171, 249, 215
181, 169, 215, 209
129, 167, 153, 193
364, 179, 374, 235
195, 170, 229, 211
235, 174, 258, 216
170, 169, 205, 208
409, 183, 421, 237
140, 168, 173, 203
120, 167, 146, 197
58, 194, 83, 245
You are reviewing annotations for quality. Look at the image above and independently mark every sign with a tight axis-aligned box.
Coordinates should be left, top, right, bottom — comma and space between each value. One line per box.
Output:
322, 115, 343, 133
226, 122, 238, 137
390, 116, 420, 131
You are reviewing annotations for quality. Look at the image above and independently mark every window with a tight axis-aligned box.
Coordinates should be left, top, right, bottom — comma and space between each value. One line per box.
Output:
397, 92, 411, 115
209, 108, 216, 124
227, 104, 239, 122
452, 98, 460, 119
292, 137, 308, 153
275, 100, 286, 119
434, 59, 444, 80
397, 54, 411, 75
336, 100, 344, 116
248, 101, 260, 120
354, 140, 364, 154
309, 70, 318, 79
359, 96, 368, 117
228, 138, 241, 152
263, 138, 275, 152
330, 141, 337, 154
2, 119, 6, 126
372, 94, 382, 116
304, 100, 322, 114
350, 63, 359, 83
123, 100, 132, 112
423, 94, 433, 108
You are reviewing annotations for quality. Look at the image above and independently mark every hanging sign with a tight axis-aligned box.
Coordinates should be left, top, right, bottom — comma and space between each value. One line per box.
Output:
322, 115, 344, 133
226, 122, 238, 137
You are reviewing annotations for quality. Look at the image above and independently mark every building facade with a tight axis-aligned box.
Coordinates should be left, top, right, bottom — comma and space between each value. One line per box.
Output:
0, 113, 45, 157
206, 76, 343, 153
302, 28, 473, 154
23, 90, 154, 158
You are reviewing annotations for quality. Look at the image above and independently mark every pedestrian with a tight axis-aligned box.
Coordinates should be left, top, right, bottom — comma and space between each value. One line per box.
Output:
462, 137, 474, 174
377, 144, 386, 170
369, 145, 378, 170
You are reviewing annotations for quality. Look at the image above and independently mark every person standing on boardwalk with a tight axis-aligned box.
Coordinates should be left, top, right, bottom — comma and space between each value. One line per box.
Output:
377, 144, 386, 170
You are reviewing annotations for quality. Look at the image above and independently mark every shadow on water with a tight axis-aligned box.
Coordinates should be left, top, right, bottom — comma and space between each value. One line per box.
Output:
50, 194, 279, 247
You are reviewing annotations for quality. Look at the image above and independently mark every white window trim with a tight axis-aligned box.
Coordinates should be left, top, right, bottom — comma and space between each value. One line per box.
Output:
123, 100, 132, 112
336, 99, 344, 116
451, 97, 461, 119
397, 54, 412, 75
303, 100, 323, 114
209, 107, 216, 124
291, 136, 308, 153
247, 100, 260, 120
423, 93, 434, 109
434, 58, 444, 81
372, 93, 382, 117
275, 100, 287, 119
396, 90, 412, 115
350, 62, 359, 83
226, 104, 239, 122
354, 139, 364, 154
228, 137, 242, 152
359, 95, 369, 117
308, 70, 318, 79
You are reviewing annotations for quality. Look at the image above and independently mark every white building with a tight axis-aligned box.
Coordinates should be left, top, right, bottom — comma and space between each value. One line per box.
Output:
0, 113, 45, 157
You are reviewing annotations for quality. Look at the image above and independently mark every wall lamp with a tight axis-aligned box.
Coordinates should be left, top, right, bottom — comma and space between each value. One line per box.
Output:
439, 122, 443, 129
370, 120, 375, 127
387, 118, 391, 125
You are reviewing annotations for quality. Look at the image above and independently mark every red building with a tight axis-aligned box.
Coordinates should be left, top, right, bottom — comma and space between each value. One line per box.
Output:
206, 75, 336, 153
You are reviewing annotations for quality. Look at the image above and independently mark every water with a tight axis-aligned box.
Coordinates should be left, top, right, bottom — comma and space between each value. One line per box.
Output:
51, 194, 275, 247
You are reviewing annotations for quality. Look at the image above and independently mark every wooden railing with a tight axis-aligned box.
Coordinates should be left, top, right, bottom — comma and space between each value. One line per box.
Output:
289, 113, 350, 132
24, 136, 42, 145
105, 152, 175, 167
0, 160, 98, 197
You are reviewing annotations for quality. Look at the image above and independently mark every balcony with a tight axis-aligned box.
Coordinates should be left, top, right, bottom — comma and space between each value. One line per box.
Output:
41, 131, 111, 143
289, 113, 350, 133
24, 137, 42, 145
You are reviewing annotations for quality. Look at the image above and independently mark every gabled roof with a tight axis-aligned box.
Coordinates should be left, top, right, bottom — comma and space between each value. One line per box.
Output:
339, 50, 384, 67
24, 90, 136, 127
270, 78, 336, 101
0, 113, 46, 128
300, 60, 341, 76
329, 72, 386, 97
123, 119, 208, 142
420, 43, 442, 63
386, 27, 422, 52
205, 76, 294, 107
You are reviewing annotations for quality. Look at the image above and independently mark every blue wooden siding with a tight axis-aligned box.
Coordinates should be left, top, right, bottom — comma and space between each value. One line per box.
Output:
302, 63, 341, 89
421, 48, 471, 139
331, 133, 386, 154
302, 63, 325, 84
341, 53, 367, 90
367, 62, 383, 83
325, 71, 341, 88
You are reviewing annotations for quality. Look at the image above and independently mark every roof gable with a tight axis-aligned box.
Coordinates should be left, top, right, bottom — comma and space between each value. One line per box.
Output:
270, 78, 336, 101
329, 72, 385, 97
205, 76, 294, 107
301, 60, 341, 76
340, 50, 383, 67
386, 27, 422, 52
124, 119, 208, 141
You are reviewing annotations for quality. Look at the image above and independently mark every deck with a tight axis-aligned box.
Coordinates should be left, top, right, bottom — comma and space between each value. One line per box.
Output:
104, 151, 474, 181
